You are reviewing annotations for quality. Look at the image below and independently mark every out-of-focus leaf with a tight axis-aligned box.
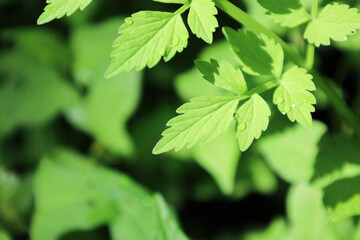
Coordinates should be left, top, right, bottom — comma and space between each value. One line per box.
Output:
110, 193, 188, 240
2, 28, 69, 73
0, 229, 11, 240
258, 121, 327, 183
71, 18, 122, 86
0, 168, 32, 232
68, 18, 142, 156
241, 218, 287, 240
312, 136, 360, 188
336, 31, 360, 52
192, 128, 241, 195
323, 176, 360, 223
0, 52, 78, 139
31, 149, 188, 240
285, 184, 335, 240
233, 153, 277, 199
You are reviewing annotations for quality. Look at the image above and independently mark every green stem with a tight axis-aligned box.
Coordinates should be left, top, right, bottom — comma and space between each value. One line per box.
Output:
248, 79, 279, 96
213, 0, 360, 137
238, 80, 279, 101
311, 0, 318, 17
305, 44, 315, 70
305, 0, 317, 70
174, 2, 191, 15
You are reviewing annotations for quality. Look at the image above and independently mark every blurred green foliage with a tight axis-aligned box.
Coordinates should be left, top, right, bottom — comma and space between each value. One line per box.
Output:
1, 0, 360, 239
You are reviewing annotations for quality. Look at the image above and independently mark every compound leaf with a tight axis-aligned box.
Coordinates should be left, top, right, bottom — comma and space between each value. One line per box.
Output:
106, 11, 188, 78
195, 59, 247, 94
153, 96, 240, 154
304, 2, 360, 46
257, 0, 311, 27
188, 0, 218, 43
235, 94, 271, 151
223, 28, 283, 78
37, 0, 93, 24
273, 66, 316, 128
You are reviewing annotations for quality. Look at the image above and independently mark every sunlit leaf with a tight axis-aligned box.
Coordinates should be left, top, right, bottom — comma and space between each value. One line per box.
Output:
223, 28, 284, 78
188, 0, 218, 43
273, 66, 316, 128
304, 2, 360, 46
37, 0, 93, 24
106, 11, 188, 77
153, 96, 239, 154
236, 94, 271, 151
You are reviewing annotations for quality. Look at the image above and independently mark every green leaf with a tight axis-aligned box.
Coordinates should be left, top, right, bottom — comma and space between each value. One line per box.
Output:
110, 193, 189, 240
242, 218, 287, 240
235, 94, 271, 151
304, 2, 360, 46
67, 19, 142, 156
188, 0, 218, 43
273, 66, 316, 128
71, 18, 122, 86
313, 136, 360, 188
106, 11, 189, 78
153, 96, 240, 154
286, 184, 335, 240
323, 176, 360, 223
258, 121, 327, 183
3, 28, 70, 73
154, 0, 188, 3
37, 0, 93, 24
31, 149, 188, 240
192, 129, 241, 195
0, 52, 78, 138
67, 72, 141, 156
175, 40, 238, 100
257, 0, 311, 27
0, 229, 11, 240
195, 59, 247, 94
0, 168, 32, 232
223, 28, 283, 78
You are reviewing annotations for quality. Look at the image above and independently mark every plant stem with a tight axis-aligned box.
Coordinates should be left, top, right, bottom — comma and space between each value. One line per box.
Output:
174, 3, 190, 15
305, 44, 315, 70
305, 0, 318, 70
248, 79, 279, 96
311, 0, 318, 17
213, 0, 360, 137
238, 80, 279, 101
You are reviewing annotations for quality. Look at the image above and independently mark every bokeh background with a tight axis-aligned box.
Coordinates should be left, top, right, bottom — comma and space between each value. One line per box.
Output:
1, 0, 360, 239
